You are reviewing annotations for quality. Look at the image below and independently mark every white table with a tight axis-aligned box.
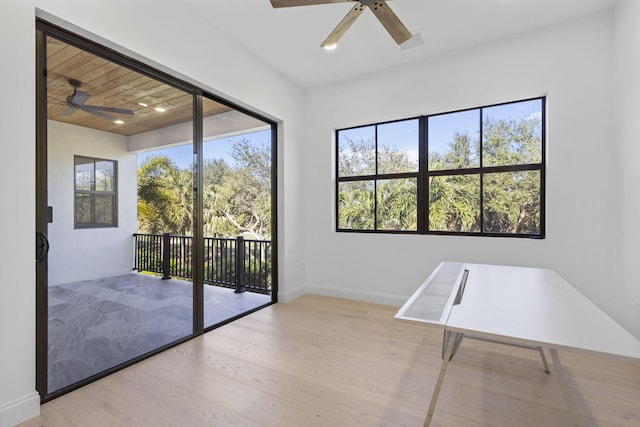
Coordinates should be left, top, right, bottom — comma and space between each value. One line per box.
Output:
395, 262, 640, 426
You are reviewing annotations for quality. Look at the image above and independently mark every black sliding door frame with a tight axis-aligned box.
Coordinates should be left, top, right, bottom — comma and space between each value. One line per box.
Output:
35, 19, 278, 402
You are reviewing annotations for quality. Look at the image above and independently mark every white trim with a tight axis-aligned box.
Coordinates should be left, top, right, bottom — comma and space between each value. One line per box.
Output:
306, 284, 408, 307
0, 392, 40, 427
278, 285, 308, 303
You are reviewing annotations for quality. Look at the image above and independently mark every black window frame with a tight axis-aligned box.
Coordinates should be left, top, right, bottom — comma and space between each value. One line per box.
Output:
335, 97, 546, 238
74, 155, 118, 229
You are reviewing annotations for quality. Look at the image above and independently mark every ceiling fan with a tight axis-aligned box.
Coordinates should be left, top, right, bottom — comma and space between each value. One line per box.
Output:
269, 0, 412, 48
48, 79, 134, 121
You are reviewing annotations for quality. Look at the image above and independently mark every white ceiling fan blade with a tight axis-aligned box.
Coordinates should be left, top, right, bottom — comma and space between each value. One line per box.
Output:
83, 105, 134, 116
70, 90, 91, 106
321, 2, 365, 48
270, 0, 354, 8
368, 0, 412, 45
83, 108, 119, 121
61, 107, 78, 116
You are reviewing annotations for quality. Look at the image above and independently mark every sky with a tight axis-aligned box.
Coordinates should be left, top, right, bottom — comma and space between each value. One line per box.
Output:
141, 99, 542, 172
339, 98, 542, 169
137, 129, 271, 170
429, 98, 542, 158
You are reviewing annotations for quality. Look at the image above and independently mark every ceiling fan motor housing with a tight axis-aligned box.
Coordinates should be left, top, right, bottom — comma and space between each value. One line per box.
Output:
68, 78, 82, 89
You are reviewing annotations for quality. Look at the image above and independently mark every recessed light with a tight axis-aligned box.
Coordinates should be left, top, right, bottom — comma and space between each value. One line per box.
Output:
323, 43, 337, 51
138, 102, 148, 107
155, 107, 166, 113
114, 120, 124, 124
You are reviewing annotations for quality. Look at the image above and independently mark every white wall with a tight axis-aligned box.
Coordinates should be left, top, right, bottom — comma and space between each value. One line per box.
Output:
613, 0, 640, 338
47, 120, 136, 286
0, 2, 40, 425
2, 0, 637, 425
302, 11, 636, 337
32, 0, 307, 297
0, 0, 306, 425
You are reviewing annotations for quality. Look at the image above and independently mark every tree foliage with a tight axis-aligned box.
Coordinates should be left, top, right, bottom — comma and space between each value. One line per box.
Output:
429, 116, 541, 234
338, 137, 417, 231
137, 155, 192, 236
203, 138, 272, 240
137, 138, 272, 240
338, 115, 542, 234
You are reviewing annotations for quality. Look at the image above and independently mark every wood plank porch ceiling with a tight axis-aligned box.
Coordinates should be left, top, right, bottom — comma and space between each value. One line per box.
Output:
46, 36, 230, 137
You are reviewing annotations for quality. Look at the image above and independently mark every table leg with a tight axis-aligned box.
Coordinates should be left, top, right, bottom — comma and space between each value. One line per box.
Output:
537, 346, 550, 373
425, 331, 462, 427
549, 348, 582, 427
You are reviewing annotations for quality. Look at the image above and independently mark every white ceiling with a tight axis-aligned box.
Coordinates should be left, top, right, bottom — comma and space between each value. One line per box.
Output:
183, 0, 616, 88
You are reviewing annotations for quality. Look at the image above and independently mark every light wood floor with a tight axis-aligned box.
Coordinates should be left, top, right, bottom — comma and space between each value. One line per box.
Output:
21, 294, 640, 426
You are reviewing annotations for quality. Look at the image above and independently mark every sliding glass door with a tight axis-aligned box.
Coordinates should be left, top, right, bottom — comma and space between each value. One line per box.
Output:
36, 20, 276, 401
39, 28, 196, 397
201, 96, 274, 329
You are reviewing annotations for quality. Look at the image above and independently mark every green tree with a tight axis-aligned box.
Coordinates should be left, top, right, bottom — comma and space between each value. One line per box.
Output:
428, 116, 541, 234
137, 155, 192, 235
338, 137, 375, 176
481, 116, 541, 234
338, 136, 417, 230
376, 178, 417, 231
338, 181, 375, 230
429, 174, 481, 232
202, 158, 231, 237
203, 138, 272, 240
138, 138, 273, 240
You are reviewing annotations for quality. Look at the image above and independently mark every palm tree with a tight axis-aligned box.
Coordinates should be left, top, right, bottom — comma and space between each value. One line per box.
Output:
137, 155, 192, 235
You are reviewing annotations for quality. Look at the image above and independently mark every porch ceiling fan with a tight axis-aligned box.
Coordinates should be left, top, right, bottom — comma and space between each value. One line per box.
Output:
269, 0, 412, 49
48, 79, 134, 122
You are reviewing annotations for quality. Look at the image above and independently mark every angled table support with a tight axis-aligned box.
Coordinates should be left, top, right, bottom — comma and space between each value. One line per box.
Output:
549, 348, 582, 427
425, 331, 462, 427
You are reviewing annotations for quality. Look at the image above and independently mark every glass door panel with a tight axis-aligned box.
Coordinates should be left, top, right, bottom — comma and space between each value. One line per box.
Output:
44, 34, 194, 395
201, 96, 274, 328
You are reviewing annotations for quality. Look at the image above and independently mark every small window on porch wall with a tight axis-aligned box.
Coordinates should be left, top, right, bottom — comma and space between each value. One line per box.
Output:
74, 155, 118, 228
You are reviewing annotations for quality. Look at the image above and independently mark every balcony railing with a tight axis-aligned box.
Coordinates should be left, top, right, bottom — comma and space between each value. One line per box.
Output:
133, 233, 271, 294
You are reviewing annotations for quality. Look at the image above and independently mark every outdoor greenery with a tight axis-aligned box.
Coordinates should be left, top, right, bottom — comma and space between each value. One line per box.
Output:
338, 134, 419, 231
133, 233, 272, 292
137, 156, 192, 236
428, 115, 541, 234
135, 137, 273, 291
337, 104, 543, 235
137, 138, 272, 240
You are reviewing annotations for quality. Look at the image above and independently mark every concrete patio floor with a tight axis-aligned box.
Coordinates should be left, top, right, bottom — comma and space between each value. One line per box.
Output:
47, 272, 271, 393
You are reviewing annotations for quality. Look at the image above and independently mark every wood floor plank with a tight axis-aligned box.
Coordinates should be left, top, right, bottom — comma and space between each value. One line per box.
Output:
19, 294, 640, 427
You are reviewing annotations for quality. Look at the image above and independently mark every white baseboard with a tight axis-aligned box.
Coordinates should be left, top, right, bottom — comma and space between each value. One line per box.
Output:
0, 392, 40, 427
278, 285, 308, 303
305, 284, 408, 307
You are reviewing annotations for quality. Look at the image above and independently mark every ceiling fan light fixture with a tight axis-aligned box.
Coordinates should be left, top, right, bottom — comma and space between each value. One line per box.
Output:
323, 43, 338, 50
272, 0, 411, 47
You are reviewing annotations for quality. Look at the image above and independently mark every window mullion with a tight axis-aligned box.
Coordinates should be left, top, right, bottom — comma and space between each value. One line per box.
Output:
479, 107, 484, 234
374, 125, 379, 231
418, 116, 428, 234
